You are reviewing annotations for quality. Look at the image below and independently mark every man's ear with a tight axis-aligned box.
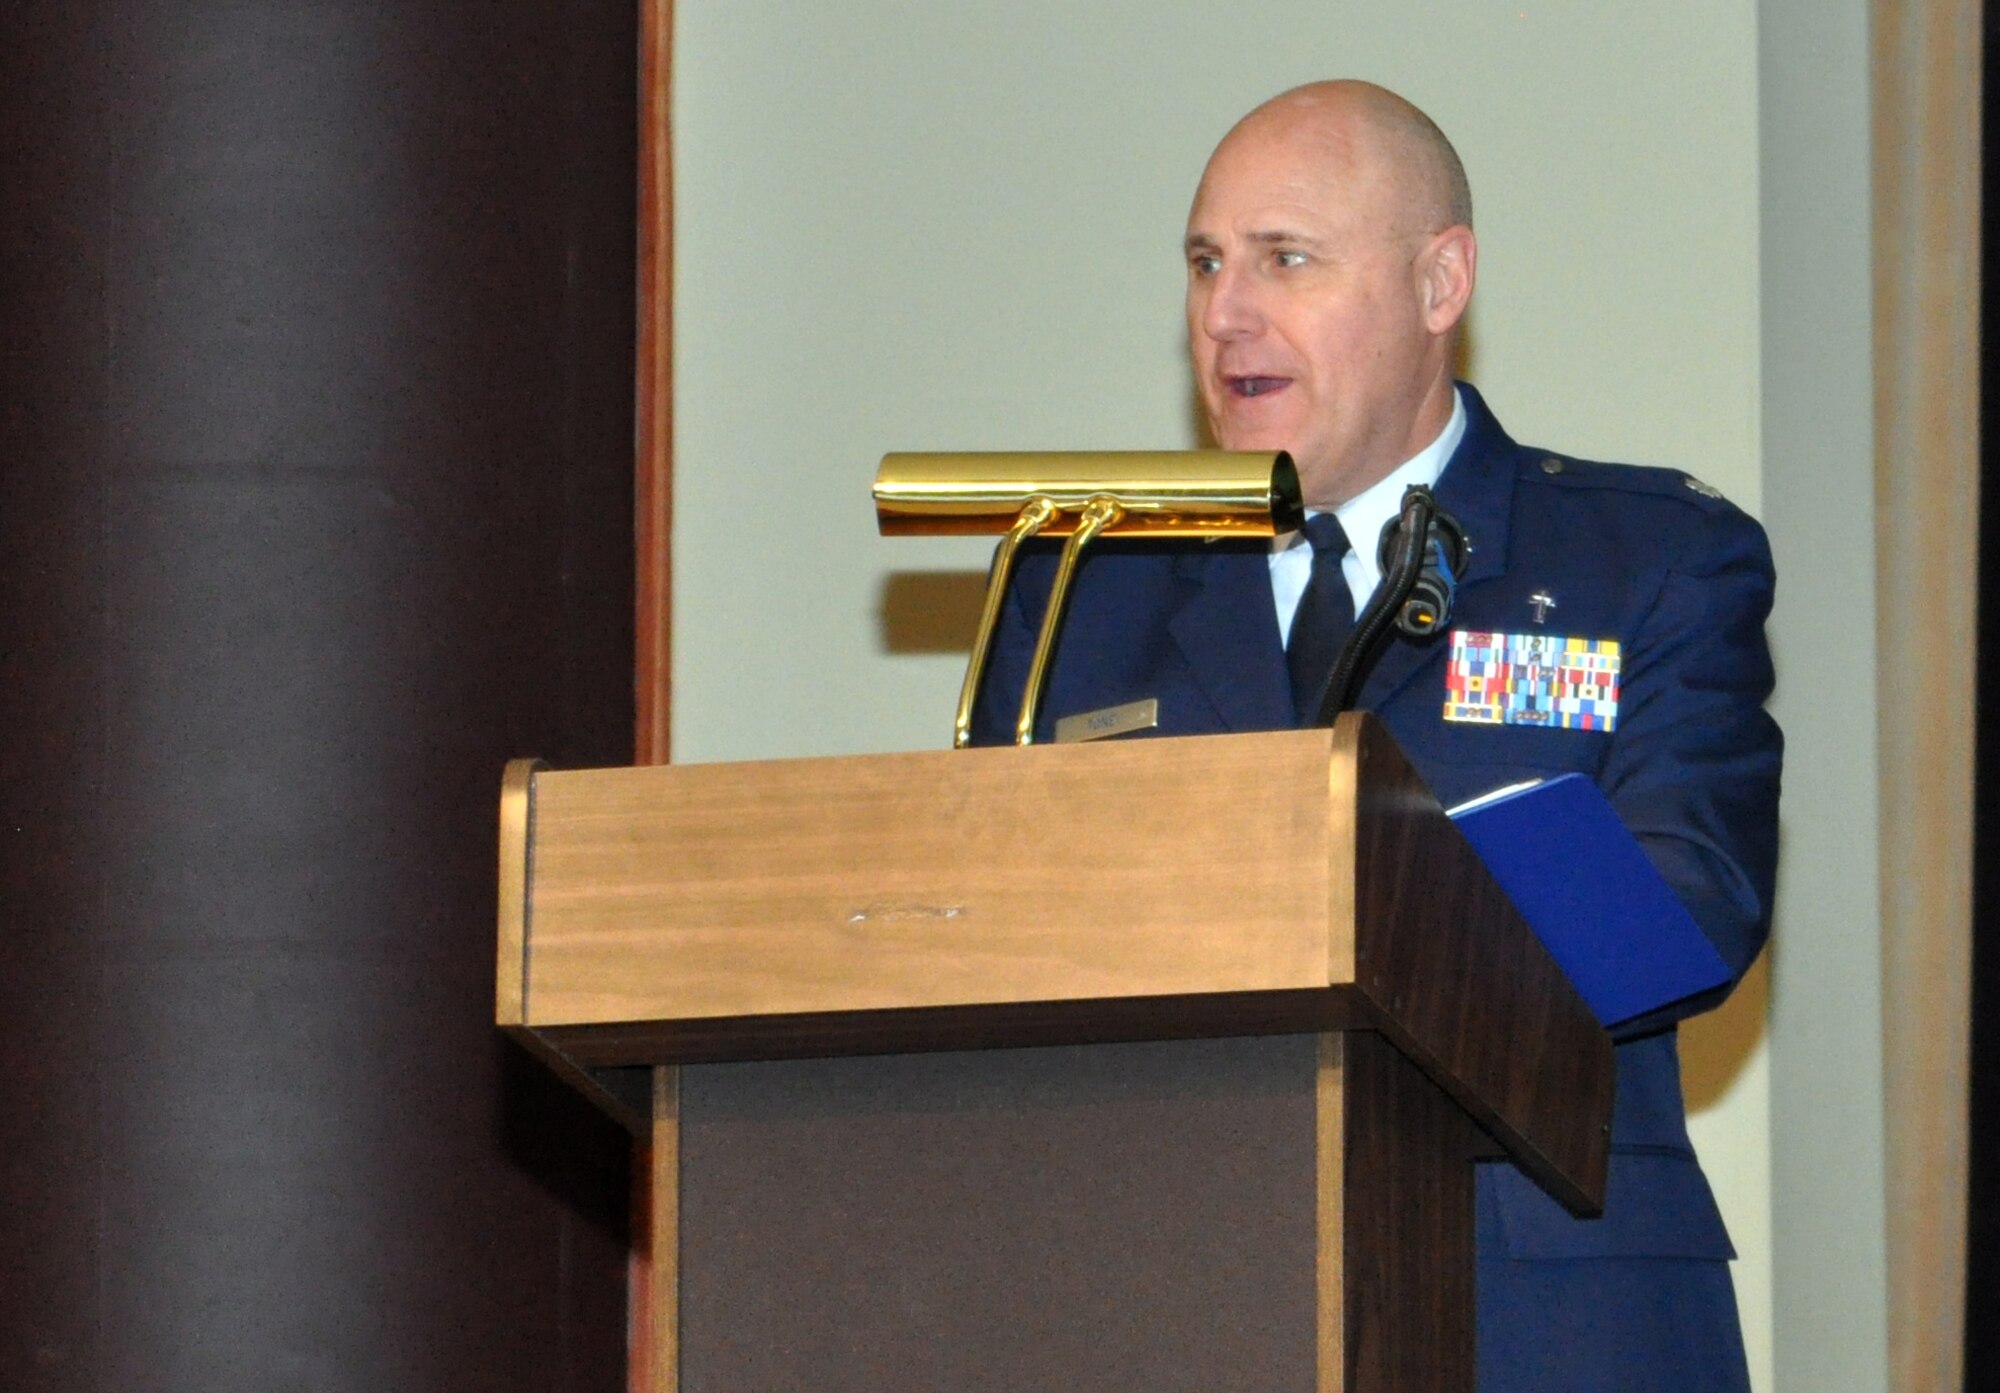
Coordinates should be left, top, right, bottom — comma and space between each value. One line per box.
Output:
1418, 226, 1476, 336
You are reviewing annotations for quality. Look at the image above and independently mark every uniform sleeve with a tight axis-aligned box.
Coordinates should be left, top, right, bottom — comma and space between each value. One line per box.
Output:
1598, 503, 1782, 1039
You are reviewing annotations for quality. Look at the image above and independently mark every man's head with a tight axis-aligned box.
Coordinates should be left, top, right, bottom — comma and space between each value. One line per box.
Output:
1184, 81, 1476, 509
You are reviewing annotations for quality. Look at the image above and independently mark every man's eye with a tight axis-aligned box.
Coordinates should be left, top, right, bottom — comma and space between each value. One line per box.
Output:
1274, 249, 1308, 269
1190, 254, 1221, 275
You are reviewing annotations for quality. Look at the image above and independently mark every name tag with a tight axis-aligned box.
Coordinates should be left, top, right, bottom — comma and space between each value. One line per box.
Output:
1054, 697, 1160, 744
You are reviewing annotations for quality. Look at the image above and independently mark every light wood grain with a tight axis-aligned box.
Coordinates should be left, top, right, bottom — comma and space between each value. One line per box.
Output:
1315, 1033, 1346, 1393
1323, 732, 1358, 988
642, 1069, 678, 1393
498, 760, 646, 1127
526, 731, 1342, 1026
1873, 3, 1977, 1389
496, 758, 540, 1026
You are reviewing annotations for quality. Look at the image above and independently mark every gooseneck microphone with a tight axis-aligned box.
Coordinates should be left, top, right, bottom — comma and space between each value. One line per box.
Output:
1381, 490, 1469, 638
1307, 485, 1467, 725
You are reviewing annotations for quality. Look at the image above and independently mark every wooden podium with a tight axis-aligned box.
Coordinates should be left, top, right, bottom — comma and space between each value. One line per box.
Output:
497, 715, 1612, 1393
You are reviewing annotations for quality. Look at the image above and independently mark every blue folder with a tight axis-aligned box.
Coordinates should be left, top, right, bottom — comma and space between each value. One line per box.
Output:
1446, 773, 1731, 1028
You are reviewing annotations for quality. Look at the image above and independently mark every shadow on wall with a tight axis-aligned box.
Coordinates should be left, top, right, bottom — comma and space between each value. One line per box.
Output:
879, 571, 990, 654
1681, 953, 1770, 1112
496, 1035, 633, 1241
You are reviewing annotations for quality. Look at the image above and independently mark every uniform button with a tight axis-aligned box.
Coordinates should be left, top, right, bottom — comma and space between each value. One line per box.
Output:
1539, 457, 1564, 475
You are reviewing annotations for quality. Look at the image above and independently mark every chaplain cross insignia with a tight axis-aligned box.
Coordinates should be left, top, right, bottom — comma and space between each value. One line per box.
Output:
1528, 591, 1557, 624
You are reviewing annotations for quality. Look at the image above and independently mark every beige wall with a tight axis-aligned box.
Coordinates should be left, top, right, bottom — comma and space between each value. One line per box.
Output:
1757, 1, 1891, 1390
673, 5, 1886, 1388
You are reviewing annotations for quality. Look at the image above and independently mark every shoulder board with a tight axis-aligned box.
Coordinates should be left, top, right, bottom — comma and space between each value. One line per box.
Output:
1517, 451, 1738, 509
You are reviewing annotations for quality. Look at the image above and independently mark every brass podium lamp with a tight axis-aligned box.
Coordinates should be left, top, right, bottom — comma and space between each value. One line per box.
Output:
874, 450, 1302, 747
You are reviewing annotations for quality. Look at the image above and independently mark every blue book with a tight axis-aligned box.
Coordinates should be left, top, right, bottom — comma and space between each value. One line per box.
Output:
1446, 773, 1731, 1028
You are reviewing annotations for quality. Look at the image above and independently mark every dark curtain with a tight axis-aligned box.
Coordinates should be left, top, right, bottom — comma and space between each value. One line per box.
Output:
0, 4, 638, 1388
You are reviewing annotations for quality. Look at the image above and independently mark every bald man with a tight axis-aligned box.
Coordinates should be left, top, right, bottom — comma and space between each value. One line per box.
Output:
973, 81, 1779, 1392
1184, 81, 1474, 512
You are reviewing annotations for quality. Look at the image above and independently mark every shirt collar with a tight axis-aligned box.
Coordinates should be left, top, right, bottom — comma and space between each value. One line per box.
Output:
1295, 387, 1466, 597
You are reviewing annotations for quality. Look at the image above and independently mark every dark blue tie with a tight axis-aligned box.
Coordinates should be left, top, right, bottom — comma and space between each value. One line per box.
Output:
1286, 513, 1354, 724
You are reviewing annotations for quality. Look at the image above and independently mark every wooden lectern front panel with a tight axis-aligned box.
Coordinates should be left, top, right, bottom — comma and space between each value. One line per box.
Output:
522, 732, 1352, 1028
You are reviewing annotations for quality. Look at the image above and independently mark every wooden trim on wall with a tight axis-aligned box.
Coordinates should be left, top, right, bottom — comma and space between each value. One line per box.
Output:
639, 1068, 681, 1393
635, 0, 675, 769
1872, 4, 1979, 1390
632, 4, 677, 1392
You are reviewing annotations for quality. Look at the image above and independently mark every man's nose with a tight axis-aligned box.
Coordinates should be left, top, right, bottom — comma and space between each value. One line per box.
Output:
1200, 264, 1263, 341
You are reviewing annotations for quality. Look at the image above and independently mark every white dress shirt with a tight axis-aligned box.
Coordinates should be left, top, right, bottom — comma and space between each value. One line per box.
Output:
1270, 387, 1467, 644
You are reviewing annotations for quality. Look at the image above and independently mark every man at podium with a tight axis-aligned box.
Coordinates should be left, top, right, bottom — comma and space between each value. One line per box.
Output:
971, 81, 1780, 1393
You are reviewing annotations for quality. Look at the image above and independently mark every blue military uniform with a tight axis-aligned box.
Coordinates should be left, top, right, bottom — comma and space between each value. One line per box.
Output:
970, 383, 1781, 1392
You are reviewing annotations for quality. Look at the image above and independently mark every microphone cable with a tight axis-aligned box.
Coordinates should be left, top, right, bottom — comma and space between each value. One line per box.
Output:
1307, 486, 1467, 725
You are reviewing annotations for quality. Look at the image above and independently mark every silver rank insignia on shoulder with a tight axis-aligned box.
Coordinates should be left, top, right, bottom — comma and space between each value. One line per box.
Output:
1442, 630, 1621, 732
1683, 475, 1724, 499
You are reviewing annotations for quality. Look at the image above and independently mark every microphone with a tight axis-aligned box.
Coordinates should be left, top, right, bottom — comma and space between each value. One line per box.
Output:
1376, 488, 1468, 636
1310, 485, 1467, 724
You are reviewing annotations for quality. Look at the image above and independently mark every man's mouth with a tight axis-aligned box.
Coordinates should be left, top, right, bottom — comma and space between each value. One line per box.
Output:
1227, 375, 1291, 399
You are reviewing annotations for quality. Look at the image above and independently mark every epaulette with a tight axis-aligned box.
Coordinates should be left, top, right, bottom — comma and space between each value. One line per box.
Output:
1517, 451, 1738, 510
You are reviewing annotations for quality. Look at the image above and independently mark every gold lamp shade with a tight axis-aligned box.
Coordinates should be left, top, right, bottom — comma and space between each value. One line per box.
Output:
873, 450, 1303, 537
